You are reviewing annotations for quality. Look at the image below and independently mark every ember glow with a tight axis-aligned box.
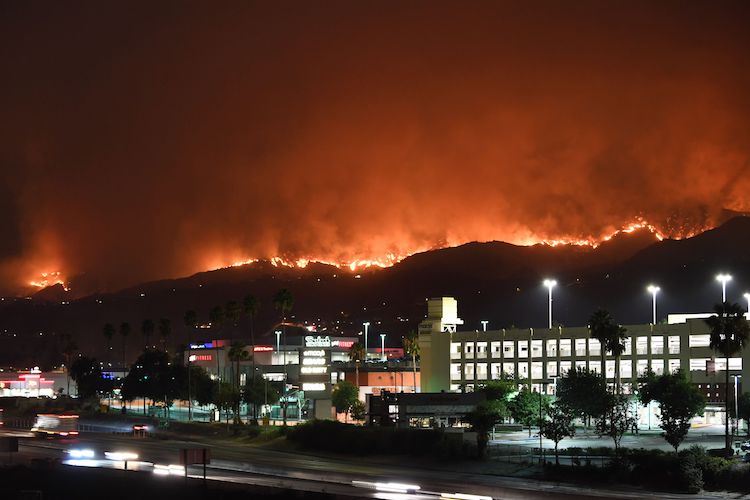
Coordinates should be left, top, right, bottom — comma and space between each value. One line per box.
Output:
1, 2, 748, 295
29, 272, 69, 291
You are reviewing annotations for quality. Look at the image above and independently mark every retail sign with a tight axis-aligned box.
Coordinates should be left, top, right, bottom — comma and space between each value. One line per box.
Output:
305, 335, 331, 348
253, 346, 273, 352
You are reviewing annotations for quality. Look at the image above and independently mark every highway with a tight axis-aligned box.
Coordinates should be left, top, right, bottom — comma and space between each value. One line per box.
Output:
3, 429, 718, 500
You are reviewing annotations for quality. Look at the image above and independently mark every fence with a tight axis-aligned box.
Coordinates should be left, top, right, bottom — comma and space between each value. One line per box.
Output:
488, 444, 611, 467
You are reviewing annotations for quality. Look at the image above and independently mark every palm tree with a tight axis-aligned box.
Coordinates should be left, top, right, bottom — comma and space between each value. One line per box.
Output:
158, 318, 171, 351
706, 302, 750, 453
141, 319, 155, 350
273, 288, 294, 424
225, 300, 241, 340
183, 310, 198, 421
61, 333, 78, 396
119, 322, 131, 371
242, 294, 260, 404
607, 324, 627, 394
349, 342, 366, 388
228, 342, 249, 423
209, 305, 225, 380
102, 323, 115, 363
402, 332, 420, 393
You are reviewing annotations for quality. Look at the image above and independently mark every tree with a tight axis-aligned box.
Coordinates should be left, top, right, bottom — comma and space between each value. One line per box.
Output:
209, 305, 225, 380
509, 387, 549, 437
119, 322, 131, 371
69, 356, 105, 399
477, 378, 517, 404
463, 400, 508, 458
242, 294, 260, 377
121, 349, 177, 416
187, 365, 218, 406
60, 333, 78, 396
244, 374, 281, 419
102, 323, 115, 362
158, 318, 171, 352
639, 370, 706, 451
556, 367, 609, 429
595, 394, 635, 452
227, 342, 249, 423
348, 342, 366, 388
402, 331, 420, 393
350, 400, 367, 422
331, 380, 359, 421
273, 288, 294, 424
225, 300, 241, 339
214, 382, 241, 426
141, 319, 155, 350
733, 392, 750, 436
541, 403, 576, 464
588, 309, 627, 393
705, 302, 750, 453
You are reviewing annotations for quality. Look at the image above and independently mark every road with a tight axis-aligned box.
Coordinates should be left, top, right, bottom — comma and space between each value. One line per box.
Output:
2, 429, 722, 500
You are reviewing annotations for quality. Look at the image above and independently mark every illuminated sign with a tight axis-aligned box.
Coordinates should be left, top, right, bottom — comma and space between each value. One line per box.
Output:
304, 336, 331, 348
334, 340, 354, 349
302, 383, 325, 392
301, 366, 328, 375
253, 346, 273, 352
303, 350, 325, 357
189, 342, 214, 350
302, 358, 326, 366
193, 355, 212, 361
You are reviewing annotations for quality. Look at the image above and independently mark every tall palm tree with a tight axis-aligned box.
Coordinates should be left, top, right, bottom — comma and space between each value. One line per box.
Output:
119, 322, 131, 371
158, 318, 171, 352
402, 332, 420, 393
242, 294, 260, 393
183, 310, 198, 421
349, 342, 366, 388
209, 305, 225, 380
225, 300, 241, 340
228, 342, 249, 423
61, 333, 78, 396
589, 309, 614, 390
607, 324, 627, 394
102, 323, 115, 364
706, 302, 750, 453
273, 288, 294, 424
141, 319, 155, 350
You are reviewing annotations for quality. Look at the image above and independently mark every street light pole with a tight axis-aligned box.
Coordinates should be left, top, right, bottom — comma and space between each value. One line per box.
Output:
744, 293, 750, 318
380, 334, 386, 362
543, 280, 556, 329
647, 285, 660, 325
481, 320, 489, 332
733, 375, 741, 437
716, 274, 732, 303
275, 330, 281, 356
363, 322, 370, 362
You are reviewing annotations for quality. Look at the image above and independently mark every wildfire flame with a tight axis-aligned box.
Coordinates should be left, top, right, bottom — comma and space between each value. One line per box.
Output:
29, 272, 70, 291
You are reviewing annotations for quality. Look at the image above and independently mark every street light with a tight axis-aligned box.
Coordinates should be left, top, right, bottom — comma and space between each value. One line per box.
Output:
275, 330, 281, 356
363, 322, 370, 362
543, 279, 557, 329
380, 334, 387, 361
647, 285, 660, 325
481, 320, 489, 332
744, 293, 750, 316
733, 375, 742, 437
716, 274, 732, 302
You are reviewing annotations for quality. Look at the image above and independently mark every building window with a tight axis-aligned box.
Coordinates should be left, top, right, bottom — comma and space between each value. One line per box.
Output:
476, 363, 488, 380
531, 340, 543, 358
464, 342, 474, 359
729, 358, 743, 370
623, 337, 632, 356
588, 361, 601, 374
503, 363, 515, 377
651, 336, 664, 355
559, 339, 571, 357
476, 342, 488, 359
690, 358, 710, 371
503, 341, 515, 358
491, 342, 502, 358
689, 335, 710, 348
560, 361, 572, 375
637, 360, 649, 376
531, 362, 543, 379
634, 337, 648, 355
668, 359, 680, 374
652, 359, 665, 375
464, 364, 475, 380
575, 339, 587, 357
450, 363, 462, 381
668, 336, 680, 354
491, 363, 502, 379
450, 342, 462, 360
588, 339, 601, 357
518, 363, 529, 378
620, 359, 632, 379
518, 341, 528, 358
546, 339, 558, 357
575, 360, 586, 371
547, 361, 558, 377
605, 360, 615, 379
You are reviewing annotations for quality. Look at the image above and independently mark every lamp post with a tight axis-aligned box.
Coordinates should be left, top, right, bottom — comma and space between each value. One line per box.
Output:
363, 322, 370, 362
716, 274, 732, 302
744, 293, 750, 317
647, 285, 660, 325
275, 330, 281, 357
380, 334, 387, 362
733, 374, 742, 437
481, 320, 489, 332
543, 279, 556, 329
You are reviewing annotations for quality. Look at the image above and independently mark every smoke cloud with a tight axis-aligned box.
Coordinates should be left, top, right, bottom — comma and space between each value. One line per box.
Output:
1, 1, 749, 294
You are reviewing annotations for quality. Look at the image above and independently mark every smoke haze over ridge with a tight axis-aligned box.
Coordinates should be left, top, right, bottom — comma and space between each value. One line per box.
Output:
1, 1, 749, 294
